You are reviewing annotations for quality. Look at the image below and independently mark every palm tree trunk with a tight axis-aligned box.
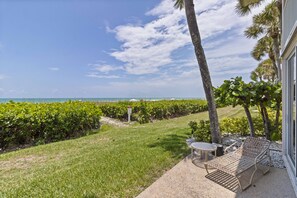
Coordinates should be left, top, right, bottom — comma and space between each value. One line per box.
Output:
272, 37, 281, 81
276, 0, 282, 35
274, 100, 281, 132
269, 53, 279, 81
184, 0, 221, 143
260, 102, 271, 140
275, 0, 282, 81
243, 105, 255, 137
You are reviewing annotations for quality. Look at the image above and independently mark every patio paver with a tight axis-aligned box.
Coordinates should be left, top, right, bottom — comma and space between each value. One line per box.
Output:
137, 156, 295, 198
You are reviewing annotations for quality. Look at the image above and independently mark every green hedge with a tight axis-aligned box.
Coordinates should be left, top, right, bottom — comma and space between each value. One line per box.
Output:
220, 116, 282, 140
220, 117, 264, 136
190, 115, 282, 142
98, 100, 208, 123
0, 101, 102, 150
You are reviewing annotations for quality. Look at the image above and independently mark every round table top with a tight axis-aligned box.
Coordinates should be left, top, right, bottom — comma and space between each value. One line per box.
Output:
190, 142, 217, 151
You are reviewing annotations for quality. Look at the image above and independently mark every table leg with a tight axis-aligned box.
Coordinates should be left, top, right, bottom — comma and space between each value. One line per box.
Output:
205, 151, 208, 162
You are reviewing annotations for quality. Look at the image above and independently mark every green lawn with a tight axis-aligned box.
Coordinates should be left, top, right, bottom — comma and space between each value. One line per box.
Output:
0, 106, 245, 197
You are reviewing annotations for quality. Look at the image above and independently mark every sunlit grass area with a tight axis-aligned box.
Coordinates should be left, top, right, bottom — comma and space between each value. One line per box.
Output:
0, 106, 244, 197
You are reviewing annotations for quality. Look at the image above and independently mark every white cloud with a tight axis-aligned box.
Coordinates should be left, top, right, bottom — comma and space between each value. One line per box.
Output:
107, 0, 267, 76
89, 63, 122, 74
85, 73, 204, 98
211, 56, 257, 73
206, 37, 257, 58
49, 67, 60, 71
145, 0, 178, 16
86, 73, 120, 79
83, 0, 269, 97
109, 0, 189, 75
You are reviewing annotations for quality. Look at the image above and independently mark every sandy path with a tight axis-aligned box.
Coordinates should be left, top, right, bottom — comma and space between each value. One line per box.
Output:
100, 117, 129, 127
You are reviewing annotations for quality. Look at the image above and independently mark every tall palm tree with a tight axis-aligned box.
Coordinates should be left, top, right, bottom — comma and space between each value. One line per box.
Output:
250, 59, 277, 82
251, 36, 273, 60
244, 1, 281, 81
174, 0, 221, 143
251, 36, 278, 79
235, 0, 281, 18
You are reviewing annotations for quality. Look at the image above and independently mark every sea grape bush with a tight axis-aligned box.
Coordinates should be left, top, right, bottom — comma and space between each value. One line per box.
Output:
136, 101, 151, 124
215, 77, 282, 140
0, 101, 102, 150
188, 120, 211, 143
98, 100, 208, 123
220, 114, 282, 140
190, 112, 282, 141
220, 117, 264, 136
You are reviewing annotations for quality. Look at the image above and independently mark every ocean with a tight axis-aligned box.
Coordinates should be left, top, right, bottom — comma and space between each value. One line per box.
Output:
0, 97, 192, 103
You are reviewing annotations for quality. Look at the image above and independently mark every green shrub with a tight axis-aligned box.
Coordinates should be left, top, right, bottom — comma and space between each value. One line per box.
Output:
99, 104, 127, 120
220, 115, 282, 140
0, 101, 102, 150
220, 117, 264, 136
98, 99, 208, 123
271, 131, 282, 141
137, 101, 150, 124
189, 120, 211, 143
188, 121, 198, 136
189, 113, 282, 142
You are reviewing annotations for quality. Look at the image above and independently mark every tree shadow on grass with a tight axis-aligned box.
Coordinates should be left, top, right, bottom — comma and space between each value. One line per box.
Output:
148, 134, 190, 159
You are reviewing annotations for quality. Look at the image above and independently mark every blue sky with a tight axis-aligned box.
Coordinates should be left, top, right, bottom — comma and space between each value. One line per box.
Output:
0, 0, 266, 98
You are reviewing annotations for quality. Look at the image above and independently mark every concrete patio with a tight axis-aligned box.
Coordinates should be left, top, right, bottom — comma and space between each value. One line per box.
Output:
137, 156, 296, 198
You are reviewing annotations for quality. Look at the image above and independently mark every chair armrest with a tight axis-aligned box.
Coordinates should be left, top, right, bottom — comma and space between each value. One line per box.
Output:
224, 142, 238, 153
255, 145, 270, 163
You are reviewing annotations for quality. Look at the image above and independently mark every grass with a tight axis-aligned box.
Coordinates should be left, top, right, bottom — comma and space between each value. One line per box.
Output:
0, 106, 245, 197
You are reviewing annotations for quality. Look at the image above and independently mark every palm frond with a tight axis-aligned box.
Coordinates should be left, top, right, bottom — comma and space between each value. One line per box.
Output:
251, 45, 265, 61
235, 0, 265, 16
251, 58, 277, 81
244, 25, 263, 38
251, 36, 273, 61
254, 2, 279, 25
174, 0, 184, 10
240, 0, 263, 7
235, 2, 251, 16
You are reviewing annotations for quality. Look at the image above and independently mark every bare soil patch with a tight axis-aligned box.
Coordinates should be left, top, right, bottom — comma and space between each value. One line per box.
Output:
0, 155, 47, 171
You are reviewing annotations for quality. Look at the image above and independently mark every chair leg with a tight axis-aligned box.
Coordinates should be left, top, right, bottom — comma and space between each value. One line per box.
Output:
236, 164, 258, 191
235, 175, 243, 191
204, 164, 209, 174
239, 163, 258, 191
258, 153, 271, 175
262, 155, 271, 175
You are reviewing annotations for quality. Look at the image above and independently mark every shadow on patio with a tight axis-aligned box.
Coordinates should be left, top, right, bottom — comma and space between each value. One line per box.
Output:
137, 155, 295, 198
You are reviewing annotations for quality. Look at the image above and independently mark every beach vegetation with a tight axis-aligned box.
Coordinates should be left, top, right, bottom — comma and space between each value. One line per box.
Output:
189, 120, 211, 142
215, 77, 255, 137
236, 0, 281, 81
98, 99, 208, 122
215, 78, 282, 140
0, 101, 102, 151
0, 106, 242, 197
137, 100, 151, 124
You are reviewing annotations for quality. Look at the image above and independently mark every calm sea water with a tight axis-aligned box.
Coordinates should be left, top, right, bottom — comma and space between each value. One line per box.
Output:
0, 98, 195, 103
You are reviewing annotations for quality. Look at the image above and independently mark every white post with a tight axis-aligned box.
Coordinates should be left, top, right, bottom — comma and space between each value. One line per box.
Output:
127, 106, 132, 122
